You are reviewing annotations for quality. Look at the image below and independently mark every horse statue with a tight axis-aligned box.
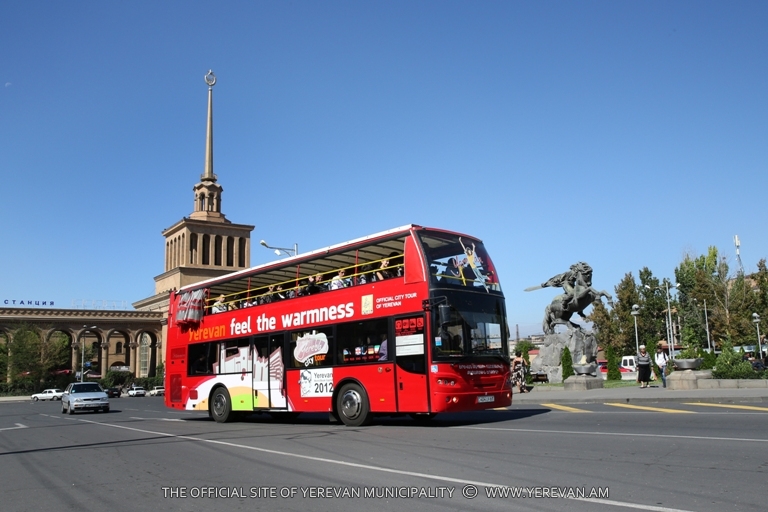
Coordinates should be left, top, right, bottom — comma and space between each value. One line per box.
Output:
526, 262, 613, 335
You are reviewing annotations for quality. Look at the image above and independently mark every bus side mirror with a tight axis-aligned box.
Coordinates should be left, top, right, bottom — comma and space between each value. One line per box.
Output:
438, 304, 451, 326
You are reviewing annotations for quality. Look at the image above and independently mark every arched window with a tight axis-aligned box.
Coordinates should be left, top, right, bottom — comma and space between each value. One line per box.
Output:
226, 237, 234, 266
238, 238, 246, 267
190, 233, 198, 265
202, 234, 211, 265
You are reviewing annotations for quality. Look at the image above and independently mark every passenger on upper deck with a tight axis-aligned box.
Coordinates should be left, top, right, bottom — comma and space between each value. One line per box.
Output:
441, 258, 462, 286
259, 285, 275, 305
357, 264, 372, 285
211, 294, 228, 313
330, 269, 349, 290
376, 253, 399, 281
304, 273, 326, 295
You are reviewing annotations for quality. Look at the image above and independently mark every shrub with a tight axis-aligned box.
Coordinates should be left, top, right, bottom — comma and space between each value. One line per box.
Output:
701, 349, 717, 370
712, 341, 766, 379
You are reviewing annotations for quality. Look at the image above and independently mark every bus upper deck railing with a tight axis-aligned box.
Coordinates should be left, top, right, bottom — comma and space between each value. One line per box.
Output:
207, 254, 404, 314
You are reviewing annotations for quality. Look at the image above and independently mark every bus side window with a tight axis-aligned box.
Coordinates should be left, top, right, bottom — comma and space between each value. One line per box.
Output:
188, 342, 216, 375
336, 318, 389, 364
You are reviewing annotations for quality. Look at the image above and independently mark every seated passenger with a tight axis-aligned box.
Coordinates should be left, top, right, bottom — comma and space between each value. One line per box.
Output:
259, 285, 275, 305
357, 264, 373, 285
304, 273, 326, 295
211, 294, 228, 313
375, 253, 399, 281
441, 258, 462, 285
330, 269, 349, 290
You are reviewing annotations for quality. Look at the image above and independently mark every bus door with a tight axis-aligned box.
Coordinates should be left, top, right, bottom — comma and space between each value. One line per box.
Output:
394, 315, 429, 412
251, 334, 288, 410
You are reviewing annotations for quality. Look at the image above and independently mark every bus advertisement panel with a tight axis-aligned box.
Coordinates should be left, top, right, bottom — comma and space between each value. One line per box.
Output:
164, 225, 511, 426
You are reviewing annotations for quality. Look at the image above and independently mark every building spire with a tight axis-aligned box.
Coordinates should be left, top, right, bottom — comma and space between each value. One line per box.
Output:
202, 70, 217, 182
190, 70, 226, 222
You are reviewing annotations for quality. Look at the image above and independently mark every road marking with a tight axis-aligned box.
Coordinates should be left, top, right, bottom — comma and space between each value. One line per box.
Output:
129, 417, 184, 422
683, 403, 768, 412
456, 425, 768, 444
70, 418, 695, 512
541, 403, 591, 413
0, 423, 27, 431
604, 403, 695, 414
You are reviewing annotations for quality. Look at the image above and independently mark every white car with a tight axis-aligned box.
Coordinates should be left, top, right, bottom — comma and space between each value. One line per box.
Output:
148, 386, 165, 396
31, 388, 64, 401
61, 382, 109, 414
128, 386, 146, 397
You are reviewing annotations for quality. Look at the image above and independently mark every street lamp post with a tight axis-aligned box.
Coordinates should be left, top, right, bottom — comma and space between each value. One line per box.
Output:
703, 299, 711, 353
259, 239, 298, 257
665, 282, 677, 359
631, 304, 640, 355
79, 325, 98, 382
753, 313, 762, 359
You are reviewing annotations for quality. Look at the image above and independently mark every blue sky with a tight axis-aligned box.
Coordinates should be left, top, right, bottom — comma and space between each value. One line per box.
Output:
2, 1, 766, 336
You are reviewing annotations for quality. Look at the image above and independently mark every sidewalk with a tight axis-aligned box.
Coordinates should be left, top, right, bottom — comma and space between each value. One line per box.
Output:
513, 383, 768, 405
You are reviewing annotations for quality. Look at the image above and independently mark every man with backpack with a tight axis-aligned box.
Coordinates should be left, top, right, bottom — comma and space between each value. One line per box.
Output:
655, 346, 669, 388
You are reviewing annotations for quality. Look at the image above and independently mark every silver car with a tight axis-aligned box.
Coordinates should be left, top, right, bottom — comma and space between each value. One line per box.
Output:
61, 382, 110, 414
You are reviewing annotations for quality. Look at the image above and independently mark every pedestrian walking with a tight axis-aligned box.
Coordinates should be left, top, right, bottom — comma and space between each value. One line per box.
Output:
655, 346, 669, 388
511, 351, 528, 393
637, 345, 652, 388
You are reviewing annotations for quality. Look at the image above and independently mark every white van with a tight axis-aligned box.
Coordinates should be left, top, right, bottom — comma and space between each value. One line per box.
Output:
621, 355, 636, 371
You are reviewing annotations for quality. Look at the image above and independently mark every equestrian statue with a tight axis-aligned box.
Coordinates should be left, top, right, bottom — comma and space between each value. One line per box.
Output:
525, 262, 613, 335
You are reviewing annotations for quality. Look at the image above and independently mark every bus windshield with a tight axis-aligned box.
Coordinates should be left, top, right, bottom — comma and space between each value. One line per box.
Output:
418, 232, 500, 292
431, 290, 508, 362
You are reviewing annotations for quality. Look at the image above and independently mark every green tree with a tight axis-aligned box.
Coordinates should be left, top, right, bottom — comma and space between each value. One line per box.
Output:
605, 345, 621, 381
561, 346, 574, 381
7, 326, 70, 390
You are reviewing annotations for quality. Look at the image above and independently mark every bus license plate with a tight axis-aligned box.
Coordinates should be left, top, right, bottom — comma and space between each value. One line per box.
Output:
477, 395, 494, 403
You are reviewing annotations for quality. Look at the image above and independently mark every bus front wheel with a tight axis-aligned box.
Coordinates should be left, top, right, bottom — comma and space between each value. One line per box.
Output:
336, 383, 371, 427
210, 388, 233, 423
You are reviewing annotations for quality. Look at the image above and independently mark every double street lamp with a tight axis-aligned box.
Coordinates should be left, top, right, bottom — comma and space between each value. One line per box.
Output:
78, 325, 98, 382
259, 240, 298, 257
645, 282, 679, 358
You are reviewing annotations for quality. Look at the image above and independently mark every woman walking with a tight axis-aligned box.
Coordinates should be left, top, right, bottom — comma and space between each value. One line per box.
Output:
511, 351, 528, 393
636, 345, 652, 388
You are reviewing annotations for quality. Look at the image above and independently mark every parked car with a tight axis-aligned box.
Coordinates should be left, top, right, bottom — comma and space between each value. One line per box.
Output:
61, 382, 109, 414
105, 387, 121, 398
620, 355, 637, 372
31, 388, 64, 401
148, 386, 165, 397
597, 361, 632, 373
128, 386, 146, 397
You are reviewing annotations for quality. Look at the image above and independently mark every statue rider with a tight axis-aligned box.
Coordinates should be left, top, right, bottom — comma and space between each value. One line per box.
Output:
539, 262, 593, 312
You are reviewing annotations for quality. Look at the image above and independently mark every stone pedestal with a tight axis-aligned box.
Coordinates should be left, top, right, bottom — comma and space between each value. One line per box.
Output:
563, 374, 604, 391
667, 369, 712, 390
667, 370, 699, 390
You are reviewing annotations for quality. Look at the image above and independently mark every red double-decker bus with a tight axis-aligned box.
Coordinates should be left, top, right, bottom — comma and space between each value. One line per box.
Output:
165, 225, 511, 426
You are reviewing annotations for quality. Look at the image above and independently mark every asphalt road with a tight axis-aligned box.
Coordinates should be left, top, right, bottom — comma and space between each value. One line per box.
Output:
1, 397, 766, 512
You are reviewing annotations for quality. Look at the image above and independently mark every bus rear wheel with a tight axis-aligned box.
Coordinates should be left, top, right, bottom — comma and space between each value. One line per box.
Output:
210, 388, 233, 423
336, 383, 371, 427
